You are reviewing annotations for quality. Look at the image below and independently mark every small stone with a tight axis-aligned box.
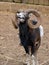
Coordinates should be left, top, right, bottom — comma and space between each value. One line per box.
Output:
45, 14, 47, 16
0, 37, 4, 40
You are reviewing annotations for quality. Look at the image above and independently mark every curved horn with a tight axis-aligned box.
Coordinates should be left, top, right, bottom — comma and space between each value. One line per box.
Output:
26, 9, 42, 28
12, 14, 19, 29
26, 9, 40, 17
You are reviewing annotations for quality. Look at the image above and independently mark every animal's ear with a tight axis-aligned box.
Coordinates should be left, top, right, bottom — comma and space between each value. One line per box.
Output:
17, 13, 19, 17
16, 11, 20, 17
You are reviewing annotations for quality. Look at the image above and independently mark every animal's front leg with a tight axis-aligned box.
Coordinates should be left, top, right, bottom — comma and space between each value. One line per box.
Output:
25, 54, 31, 65
31, 52, 39, 65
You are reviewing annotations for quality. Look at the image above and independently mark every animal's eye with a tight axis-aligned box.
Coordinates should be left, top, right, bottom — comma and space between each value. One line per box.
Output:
32, 20, 37, 25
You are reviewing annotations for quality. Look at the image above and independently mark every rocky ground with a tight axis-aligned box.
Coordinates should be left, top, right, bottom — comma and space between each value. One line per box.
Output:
0, 10, 49, 65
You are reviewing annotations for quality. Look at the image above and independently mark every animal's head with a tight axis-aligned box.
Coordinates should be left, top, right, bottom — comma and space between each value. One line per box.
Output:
16, 10, 29, 23
12, 9, 41, 28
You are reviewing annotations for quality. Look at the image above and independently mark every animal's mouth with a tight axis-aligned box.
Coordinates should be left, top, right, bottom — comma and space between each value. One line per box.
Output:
18, 18, 25, 23
20, 19, 25, 22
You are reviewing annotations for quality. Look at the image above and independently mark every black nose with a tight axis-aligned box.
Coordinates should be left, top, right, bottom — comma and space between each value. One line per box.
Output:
32, 20, 37, 25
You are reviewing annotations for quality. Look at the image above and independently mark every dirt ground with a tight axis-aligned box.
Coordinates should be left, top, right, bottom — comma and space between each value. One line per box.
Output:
0, 7, 49, 65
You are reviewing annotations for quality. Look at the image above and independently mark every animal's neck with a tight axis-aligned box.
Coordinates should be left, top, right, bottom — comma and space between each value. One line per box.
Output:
19, 22, 29, 34
19, 22, 28, 29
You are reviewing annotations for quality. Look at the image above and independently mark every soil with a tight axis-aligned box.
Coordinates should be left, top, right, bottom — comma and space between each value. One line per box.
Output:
0, 9, 49, 65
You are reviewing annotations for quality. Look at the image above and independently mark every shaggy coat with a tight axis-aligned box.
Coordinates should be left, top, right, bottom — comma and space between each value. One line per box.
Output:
12, 10, 43, 55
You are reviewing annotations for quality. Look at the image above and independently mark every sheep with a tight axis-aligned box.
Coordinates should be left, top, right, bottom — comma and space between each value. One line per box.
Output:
12, 9, 44, 65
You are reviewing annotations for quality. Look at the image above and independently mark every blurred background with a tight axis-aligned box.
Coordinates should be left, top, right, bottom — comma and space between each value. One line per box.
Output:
0, 0, 49, 6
